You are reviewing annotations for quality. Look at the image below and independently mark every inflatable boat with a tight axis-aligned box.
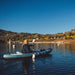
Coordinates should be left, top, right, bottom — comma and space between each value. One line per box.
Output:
3, 48, 52, 59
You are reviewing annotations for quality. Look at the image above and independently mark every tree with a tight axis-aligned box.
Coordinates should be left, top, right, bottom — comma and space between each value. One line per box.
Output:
45, 37, 49, 40
66, 35, 71, 39
72, 35, 75, 39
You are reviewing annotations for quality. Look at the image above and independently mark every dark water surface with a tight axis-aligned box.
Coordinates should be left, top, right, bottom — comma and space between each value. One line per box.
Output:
0, 43, 75, 75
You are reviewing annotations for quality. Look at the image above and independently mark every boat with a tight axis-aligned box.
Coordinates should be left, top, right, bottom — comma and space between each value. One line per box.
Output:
3, 48, 52, 59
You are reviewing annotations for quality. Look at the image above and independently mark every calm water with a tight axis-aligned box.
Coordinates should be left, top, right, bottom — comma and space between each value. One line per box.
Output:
0, 43, 75, 75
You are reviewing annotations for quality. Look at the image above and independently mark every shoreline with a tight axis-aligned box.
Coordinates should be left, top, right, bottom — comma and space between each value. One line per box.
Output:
1, 39, 75, 44
30, 39, 75, 44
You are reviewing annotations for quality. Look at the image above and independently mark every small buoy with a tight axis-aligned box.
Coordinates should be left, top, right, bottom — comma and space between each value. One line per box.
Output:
32, 53, 35, 59
32, 53, 35, 63
32, 58, 35, 63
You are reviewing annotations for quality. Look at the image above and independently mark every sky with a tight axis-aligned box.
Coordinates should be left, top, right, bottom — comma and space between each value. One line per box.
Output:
0, 0, 75, 34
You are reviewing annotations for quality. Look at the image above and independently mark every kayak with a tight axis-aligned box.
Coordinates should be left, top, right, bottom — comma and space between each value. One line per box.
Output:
3, 48, 52, 59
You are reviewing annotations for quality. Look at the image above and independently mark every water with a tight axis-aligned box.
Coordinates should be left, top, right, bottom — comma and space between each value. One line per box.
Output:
0, 43, 75, 75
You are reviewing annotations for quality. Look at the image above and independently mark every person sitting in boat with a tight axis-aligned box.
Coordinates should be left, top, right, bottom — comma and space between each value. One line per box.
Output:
22, 39, 33, 53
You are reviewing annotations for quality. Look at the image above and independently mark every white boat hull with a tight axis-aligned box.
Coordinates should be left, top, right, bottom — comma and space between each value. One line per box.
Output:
3, 48, 52, 59
3, 53, 32, 59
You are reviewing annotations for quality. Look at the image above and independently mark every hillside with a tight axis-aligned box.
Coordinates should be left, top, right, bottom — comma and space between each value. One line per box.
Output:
0, 29, 52, 42
0, 29, 75, 42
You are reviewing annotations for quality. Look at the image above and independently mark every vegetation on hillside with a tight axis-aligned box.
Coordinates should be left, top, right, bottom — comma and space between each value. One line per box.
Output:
0, 29, 75, 42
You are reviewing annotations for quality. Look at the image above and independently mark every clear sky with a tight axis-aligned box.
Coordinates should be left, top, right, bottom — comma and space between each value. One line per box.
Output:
0, 0, 75, 34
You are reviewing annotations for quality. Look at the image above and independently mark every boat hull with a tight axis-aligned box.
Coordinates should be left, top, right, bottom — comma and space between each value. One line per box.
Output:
3, 48, 52, 59
3, 53, 32, 59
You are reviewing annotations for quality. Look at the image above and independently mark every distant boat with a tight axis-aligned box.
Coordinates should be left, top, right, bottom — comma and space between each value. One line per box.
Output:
3, 48, 52, 59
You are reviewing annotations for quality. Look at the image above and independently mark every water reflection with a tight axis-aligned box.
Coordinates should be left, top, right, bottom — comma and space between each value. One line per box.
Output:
32, 57, 35, 64
22, 57, 31, 75
1, 43, 75, 54
37, 43, 75, 53
1, 43, 75, 75
22, 54, 52, 75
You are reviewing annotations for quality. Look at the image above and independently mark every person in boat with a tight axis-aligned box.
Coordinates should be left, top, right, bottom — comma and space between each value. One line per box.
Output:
22, 39, 33, 53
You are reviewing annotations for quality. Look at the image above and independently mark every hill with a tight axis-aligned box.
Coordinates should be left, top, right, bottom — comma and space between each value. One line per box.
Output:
0, 29, 52, 42
0, 29, 75, 42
